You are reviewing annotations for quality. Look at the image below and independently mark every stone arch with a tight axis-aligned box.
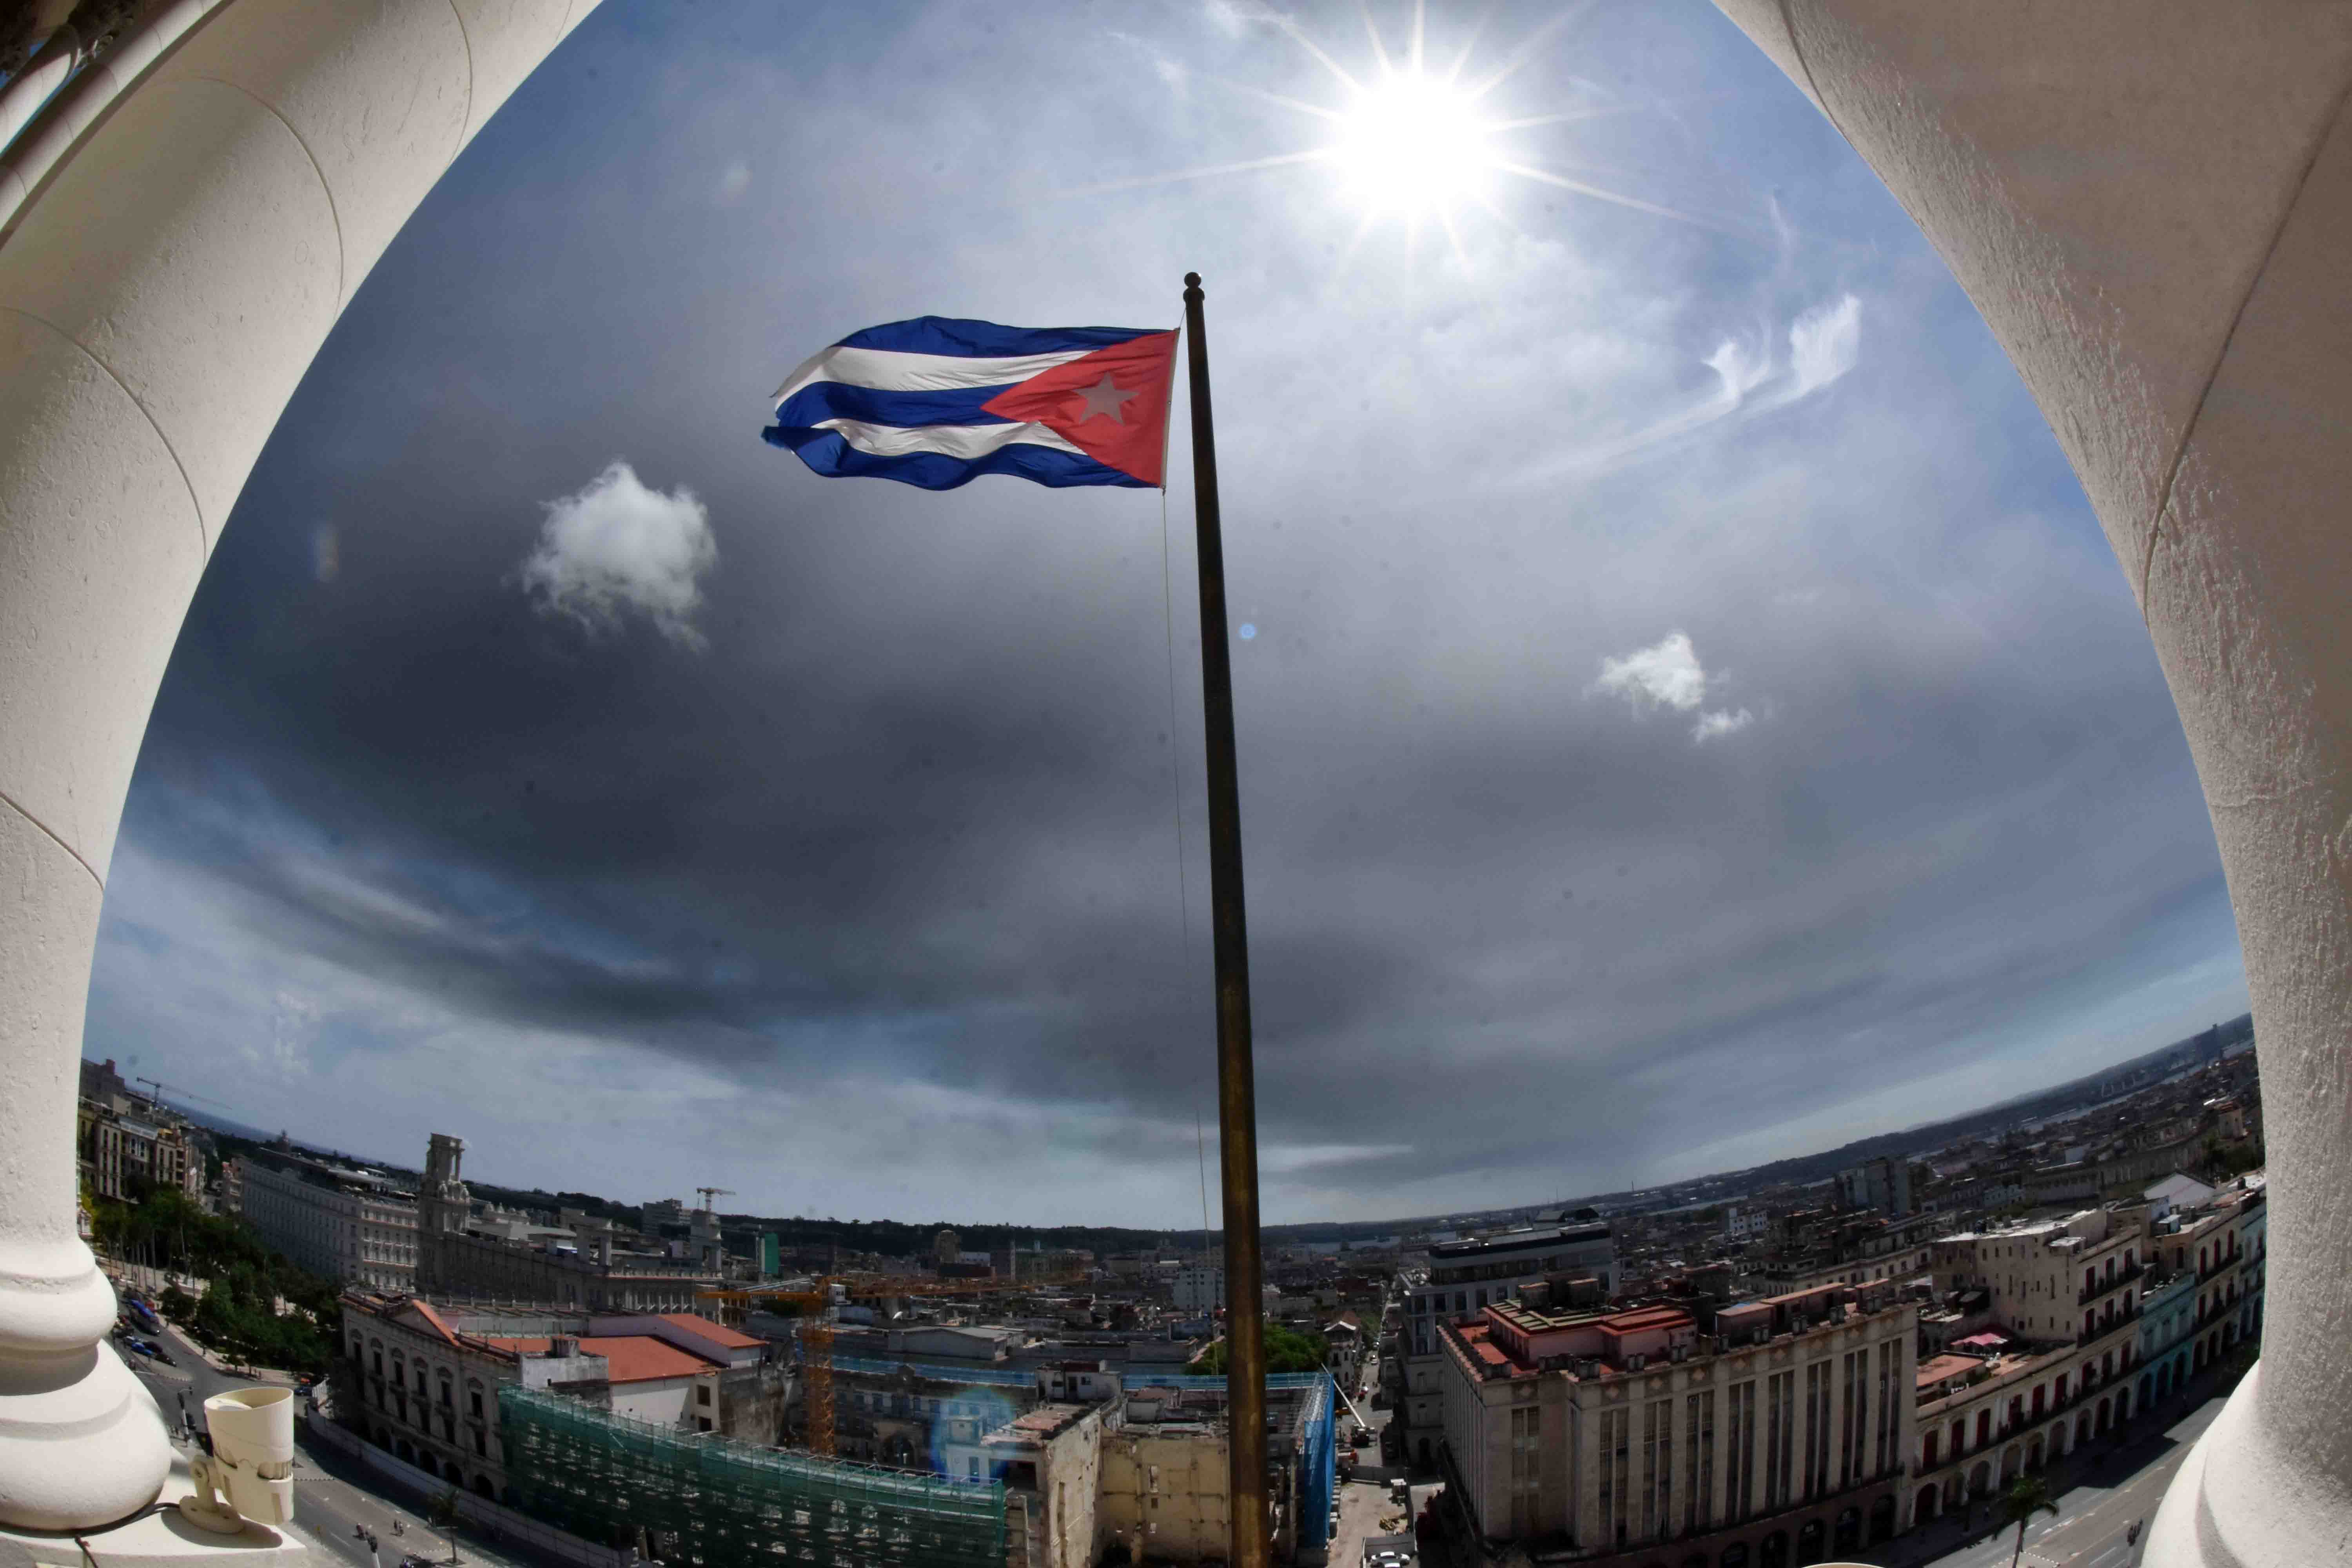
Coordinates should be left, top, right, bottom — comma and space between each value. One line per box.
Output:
1868, 1495, 1896, 1543
1914, 1485, 1939, 1526
1717, 1545, 1749, 1568
396, 1439, 415, 1464
1757, 1529, 1788, 1568
1969, 1461, 1992, 1499
2001, 1443, 2022, 1482
474, 1474, 495, 1499
2096, 1397, 2111, 1435
1794, 1516, 1825, 1565
1833, 1506, 1861, 1553
0, 3, 2342, 1553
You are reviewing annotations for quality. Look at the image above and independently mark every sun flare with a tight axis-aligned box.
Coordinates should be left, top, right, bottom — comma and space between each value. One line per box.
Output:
1330, 70, 1497, 219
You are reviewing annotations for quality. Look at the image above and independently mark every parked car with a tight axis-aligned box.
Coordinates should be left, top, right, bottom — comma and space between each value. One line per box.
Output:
148, 1344, 177, 1367
123, 1338, 160, 1359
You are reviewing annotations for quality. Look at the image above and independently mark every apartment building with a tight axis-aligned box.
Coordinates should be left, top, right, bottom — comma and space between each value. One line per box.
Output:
2144, 1176, 2266, 1378
1437, 1281, 1915, 1566
1928, 1209, 2142, 1344
79, 1106, 202, 1203
1399, 1217, 1615, 1465
339, 1293, 781, 1501
236, 1151, 419, 1290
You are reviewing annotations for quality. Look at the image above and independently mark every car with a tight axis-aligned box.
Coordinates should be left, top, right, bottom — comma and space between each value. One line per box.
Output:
123, 1337, 160, 1359
148, 1345, 177, 1367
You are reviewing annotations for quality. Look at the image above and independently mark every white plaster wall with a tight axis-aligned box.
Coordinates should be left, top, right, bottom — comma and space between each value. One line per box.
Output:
608, 1379, 691, 1429
1711, 6, 2352, 1564
0, 0, 593, 1529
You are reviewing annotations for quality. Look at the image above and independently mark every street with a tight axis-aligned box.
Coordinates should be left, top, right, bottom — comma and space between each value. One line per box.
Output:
119, 1320, 533, 1568
1909, 1389, 2229, 1568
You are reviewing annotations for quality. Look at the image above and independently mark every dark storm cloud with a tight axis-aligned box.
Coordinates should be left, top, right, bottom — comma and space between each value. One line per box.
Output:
84, 0, 2247, 1222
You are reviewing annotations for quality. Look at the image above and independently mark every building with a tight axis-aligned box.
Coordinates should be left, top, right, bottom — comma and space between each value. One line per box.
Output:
77, 1104, 203, 1204
233, 1152, 418, 1290
1721, 1207, 1769, 1241
337, 1292, 784, 1502
2137, 1266, 2200, 1406
2144, 1176, 2266, 1379
1928, 1209, 2143, 1345
1437, 1282, 1916, 1564
414, 1133, 720, 1312
1836, 1158, 1913, 1218
1908, 1324, 2134, 1528
933, 1229, 962, 1268
1172, 1264, 1223, 1313
1399, 1217, 1616, 1462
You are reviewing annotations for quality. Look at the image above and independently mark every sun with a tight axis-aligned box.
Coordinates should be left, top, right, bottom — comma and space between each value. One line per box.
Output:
1330, 69, 1498, 220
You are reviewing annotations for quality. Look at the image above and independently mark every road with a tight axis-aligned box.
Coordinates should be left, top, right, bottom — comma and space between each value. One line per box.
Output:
119, 1319, 533, 1568
1911, 1390, 2227, 1568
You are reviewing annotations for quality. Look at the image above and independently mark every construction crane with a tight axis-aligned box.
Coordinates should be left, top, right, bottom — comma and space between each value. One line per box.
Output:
697, 1270, 1087, 1460
132, 1076, 232, 1112
695, 1185, 735, 1211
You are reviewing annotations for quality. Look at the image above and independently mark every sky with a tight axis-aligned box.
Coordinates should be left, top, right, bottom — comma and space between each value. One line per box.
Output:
83, 0, 2250, 1228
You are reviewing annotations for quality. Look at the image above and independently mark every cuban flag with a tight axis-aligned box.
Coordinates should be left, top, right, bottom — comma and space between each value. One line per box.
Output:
762, 317, 1180, 491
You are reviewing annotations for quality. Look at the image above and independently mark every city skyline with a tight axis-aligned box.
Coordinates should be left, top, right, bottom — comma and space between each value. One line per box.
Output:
82, 0, 2249, 1227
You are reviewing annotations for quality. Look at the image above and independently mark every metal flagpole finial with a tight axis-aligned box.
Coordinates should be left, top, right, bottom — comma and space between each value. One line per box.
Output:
1184, 271, 1203, 297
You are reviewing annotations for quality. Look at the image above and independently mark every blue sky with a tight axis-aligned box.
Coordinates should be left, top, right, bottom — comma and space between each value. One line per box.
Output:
83, 0, 2247, 1226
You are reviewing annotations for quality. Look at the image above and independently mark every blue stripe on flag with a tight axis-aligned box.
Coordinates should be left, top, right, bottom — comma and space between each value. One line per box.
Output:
772, 382, 1013, 431
836, 316, 1160, 358
762, 425, 1147, 490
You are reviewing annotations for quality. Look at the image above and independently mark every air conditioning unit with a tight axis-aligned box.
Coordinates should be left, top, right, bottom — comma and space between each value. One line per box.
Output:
1627, 1354, 1647, 1371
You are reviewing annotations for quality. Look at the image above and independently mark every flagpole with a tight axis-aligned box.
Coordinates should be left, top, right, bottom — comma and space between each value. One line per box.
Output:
1182, 270, 1269, 1568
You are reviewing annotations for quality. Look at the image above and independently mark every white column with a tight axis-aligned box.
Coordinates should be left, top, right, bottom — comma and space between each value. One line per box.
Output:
1712, 7, 2352, 1564
0, 0, 592, 1529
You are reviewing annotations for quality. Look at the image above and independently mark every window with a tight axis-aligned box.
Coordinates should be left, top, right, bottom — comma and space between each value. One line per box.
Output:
697, 1416, 712, 1433
697, 1385, 712, 1407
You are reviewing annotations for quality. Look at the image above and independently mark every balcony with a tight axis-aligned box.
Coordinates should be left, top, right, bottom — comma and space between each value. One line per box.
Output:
2078, 1260, 2143, 1306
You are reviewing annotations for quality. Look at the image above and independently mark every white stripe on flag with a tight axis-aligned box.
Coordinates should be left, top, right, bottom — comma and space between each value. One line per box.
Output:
813, 417, 1084, 460
771, 345, 1100, 405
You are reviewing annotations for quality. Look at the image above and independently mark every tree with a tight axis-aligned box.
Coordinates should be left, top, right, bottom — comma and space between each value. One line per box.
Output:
1999, 1475, 2058, 1568
1195, 1323, 1331, 1376
429, 1487, 463, 1565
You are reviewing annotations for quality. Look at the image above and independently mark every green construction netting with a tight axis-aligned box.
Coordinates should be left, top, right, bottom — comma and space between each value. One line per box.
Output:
499, 1386, 1005, 1568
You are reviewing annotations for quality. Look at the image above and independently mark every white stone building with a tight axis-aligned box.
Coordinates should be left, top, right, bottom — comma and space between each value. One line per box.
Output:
1438, 1283, 1916, 1563
235, 1152, 418, 1291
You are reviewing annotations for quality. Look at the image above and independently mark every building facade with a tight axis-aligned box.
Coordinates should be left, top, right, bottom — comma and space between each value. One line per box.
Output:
1438, 1285, 1916, 1565
235, 1152, 418, 1290
1400, 1218, 1616, 1464
78, 1107, 202, 1204
338, 1294, 782, 1503
414, 1133, 720, 1311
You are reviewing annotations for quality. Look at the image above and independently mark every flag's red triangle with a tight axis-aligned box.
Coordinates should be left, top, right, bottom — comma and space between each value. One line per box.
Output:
980, 331, 1180, 486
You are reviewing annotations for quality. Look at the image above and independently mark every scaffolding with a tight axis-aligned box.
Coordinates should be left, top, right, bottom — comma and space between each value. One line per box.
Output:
499, 1387, 1006, 1568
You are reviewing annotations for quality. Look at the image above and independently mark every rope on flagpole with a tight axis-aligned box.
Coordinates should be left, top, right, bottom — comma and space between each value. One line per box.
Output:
1161, 464, 1216, 1261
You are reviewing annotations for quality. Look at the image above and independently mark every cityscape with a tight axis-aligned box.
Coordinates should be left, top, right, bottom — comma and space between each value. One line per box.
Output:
84, 1011, 2264, 1568
5, 5, 2345, 1568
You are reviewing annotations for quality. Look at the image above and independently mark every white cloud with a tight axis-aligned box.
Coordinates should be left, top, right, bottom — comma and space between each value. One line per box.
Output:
519, 461, 718, 649
1789, 292, 1862, 396
1593, 631, 1708, 711
1593, 632, 1759, 743
714, 159, 752, 205
1691, 707, 1755, 742
1705, 335, 1771, 406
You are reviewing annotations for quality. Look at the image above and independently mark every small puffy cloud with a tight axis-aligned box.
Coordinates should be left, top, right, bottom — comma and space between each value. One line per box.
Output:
519, 461, 717, 649
1691, 707, 1755, 742
1789, 292, 1861, 397
1593, 631, 1708, 711
1593, 632, 1759, 744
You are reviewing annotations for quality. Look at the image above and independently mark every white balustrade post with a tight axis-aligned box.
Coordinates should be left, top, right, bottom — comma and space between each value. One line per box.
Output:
1712, 7, 2352, 1564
